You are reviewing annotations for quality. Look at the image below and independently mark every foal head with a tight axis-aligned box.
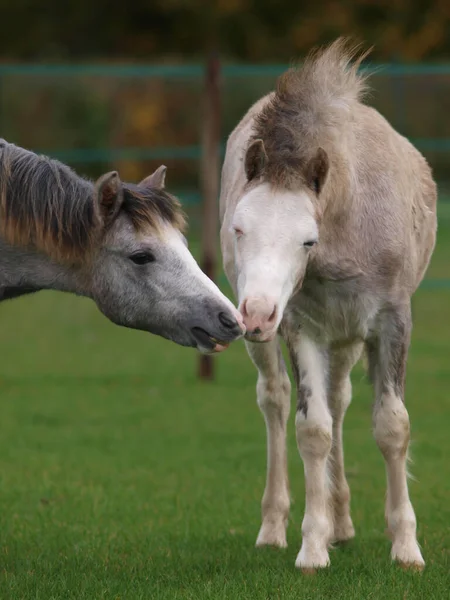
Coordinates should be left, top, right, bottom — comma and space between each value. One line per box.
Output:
231, 139, 327, 342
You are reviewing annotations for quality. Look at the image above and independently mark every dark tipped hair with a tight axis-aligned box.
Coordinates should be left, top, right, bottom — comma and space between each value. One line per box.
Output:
0, 140, 184, 262
250, 38, 370, 188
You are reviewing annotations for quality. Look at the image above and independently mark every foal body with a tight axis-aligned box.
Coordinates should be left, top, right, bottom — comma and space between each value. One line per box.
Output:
220, 40, 436, 570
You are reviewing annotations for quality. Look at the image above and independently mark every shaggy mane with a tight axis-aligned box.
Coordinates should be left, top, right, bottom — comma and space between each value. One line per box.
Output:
251, 37, 371, 188
0, 140, 184, 263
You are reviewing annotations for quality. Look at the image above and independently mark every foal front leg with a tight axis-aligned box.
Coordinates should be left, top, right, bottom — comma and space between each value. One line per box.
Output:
368, 304, 424, 569
287, 333, 333, 571
246, 339, 291, 548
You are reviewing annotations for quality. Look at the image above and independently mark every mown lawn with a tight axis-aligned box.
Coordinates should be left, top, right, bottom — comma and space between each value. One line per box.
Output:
0, 204, 449, 599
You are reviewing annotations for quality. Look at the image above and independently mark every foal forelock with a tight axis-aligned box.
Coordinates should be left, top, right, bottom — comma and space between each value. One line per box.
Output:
251, 37, 370, 189
0, 140, 184, 263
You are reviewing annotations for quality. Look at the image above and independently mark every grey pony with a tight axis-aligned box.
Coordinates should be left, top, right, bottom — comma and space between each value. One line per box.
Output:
0, 139, 243, 351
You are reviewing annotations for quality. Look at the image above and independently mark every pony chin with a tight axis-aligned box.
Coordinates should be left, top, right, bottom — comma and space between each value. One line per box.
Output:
197, 342, 230, 355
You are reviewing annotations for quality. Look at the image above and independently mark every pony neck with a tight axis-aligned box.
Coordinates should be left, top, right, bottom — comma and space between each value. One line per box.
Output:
0, 238, 89, 300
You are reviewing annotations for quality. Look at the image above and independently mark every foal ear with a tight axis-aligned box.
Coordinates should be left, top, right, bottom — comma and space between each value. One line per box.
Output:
245, 139, 267, 181
305, 148, 329, 195
95, 171, 124, 225
139, 165, 167, 190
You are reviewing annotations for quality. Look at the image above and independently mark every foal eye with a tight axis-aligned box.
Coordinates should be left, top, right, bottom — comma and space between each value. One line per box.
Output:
304, 240, 317, 249
129, 252, 155, 265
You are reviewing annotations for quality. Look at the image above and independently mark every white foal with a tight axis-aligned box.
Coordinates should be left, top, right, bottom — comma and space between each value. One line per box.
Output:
220, 39, 436, 571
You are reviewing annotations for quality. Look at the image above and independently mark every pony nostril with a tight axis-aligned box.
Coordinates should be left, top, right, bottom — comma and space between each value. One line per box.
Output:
241, 299, 248, 318
268, 305, 277, 323
253, 327, 262, 334
218, 311, 237, 330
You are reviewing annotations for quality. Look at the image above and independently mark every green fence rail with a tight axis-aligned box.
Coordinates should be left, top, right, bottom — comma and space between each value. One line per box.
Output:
36, 146, 203, 164
32, 139, 450, 165
1, 63, 450, 77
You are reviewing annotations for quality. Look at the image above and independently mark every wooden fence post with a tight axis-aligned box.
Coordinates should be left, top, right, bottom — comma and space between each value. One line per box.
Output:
198, 52, 221, 380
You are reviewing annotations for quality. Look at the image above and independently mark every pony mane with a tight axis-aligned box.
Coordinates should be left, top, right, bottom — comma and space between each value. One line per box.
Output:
0, 140, 184, 263
251, 37, 371, 188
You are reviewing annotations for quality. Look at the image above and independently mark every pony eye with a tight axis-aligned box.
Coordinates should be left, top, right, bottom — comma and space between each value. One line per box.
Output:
129, 252, 155, 265
304, 240, 317, 248
233, 226, 244, 236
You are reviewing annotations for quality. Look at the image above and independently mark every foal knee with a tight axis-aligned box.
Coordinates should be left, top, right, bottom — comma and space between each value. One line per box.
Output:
296, 413, 332, 460
373, 392, 410, 459
257, 372, 291, 421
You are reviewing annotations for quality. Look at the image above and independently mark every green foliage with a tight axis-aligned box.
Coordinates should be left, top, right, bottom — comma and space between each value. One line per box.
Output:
0, 1, 450, 61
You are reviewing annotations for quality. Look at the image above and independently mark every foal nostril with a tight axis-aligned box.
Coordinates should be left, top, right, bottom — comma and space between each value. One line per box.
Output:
218, 311, 238, 330
268, 305, 277, 323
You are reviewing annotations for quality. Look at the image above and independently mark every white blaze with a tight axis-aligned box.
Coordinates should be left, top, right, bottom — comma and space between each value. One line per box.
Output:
231, 183, 318, 337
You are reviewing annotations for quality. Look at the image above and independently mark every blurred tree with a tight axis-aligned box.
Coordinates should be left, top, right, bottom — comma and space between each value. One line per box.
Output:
0, 0, 449, 61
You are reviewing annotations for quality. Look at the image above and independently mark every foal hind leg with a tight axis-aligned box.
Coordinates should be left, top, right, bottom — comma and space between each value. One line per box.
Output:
367, 304, 424, 569
246, 339, 291, 548
328, 343, 363, 542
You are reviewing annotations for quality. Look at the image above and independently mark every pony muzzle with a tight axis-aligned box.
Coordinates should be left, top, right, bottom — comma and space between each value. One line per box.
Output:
190, 306, 246, 354
239, 296, 278, 341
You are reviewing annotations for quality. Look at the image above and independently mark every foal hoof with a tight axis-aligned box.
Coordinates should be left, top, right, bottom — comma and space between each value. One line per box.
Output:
392, 541, 425, 571
332, 517, 355, 543
398, 561, 425, 572
255, 521, 288, 548
300, 567, 317, 576
295, 546, 330, 572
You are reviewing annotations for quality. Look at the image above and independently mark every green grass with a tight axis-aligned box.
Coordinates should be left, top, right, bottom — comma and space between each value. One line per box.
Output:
0, 207, 449, 599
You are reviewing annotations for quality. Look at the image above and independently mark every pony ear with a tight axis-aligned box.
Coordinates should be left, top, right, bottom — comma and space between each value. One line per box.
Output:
139, 165, 167, 190
245, 139, 267, 181
95, 171, 124, 225
305, 148, 329, 195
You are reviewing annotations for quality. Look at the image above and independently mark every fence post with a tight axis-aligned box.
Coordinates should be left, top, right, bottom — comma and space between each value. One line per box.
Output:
198, 52, 221, 381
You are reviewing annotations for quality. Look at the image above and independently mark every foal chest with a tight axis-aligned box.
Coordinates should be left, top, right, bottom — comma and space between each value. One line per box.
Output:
285, 277, 380, 345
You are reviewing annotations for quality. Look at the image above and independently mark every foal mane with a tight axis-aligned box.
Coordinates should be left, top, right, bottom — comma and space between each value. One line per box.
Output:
251, 37, 371, 188
0, 140, 184, 263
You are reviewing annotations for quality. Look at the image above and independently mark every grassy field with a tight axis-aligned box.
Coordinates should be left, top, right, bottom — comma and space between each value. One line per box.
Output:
0, 205, 449, 599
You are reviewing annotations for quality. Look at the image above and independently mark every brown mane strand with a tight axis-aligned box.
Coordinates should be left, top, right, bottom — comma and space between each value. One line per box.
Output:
251, 38, 371, 189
